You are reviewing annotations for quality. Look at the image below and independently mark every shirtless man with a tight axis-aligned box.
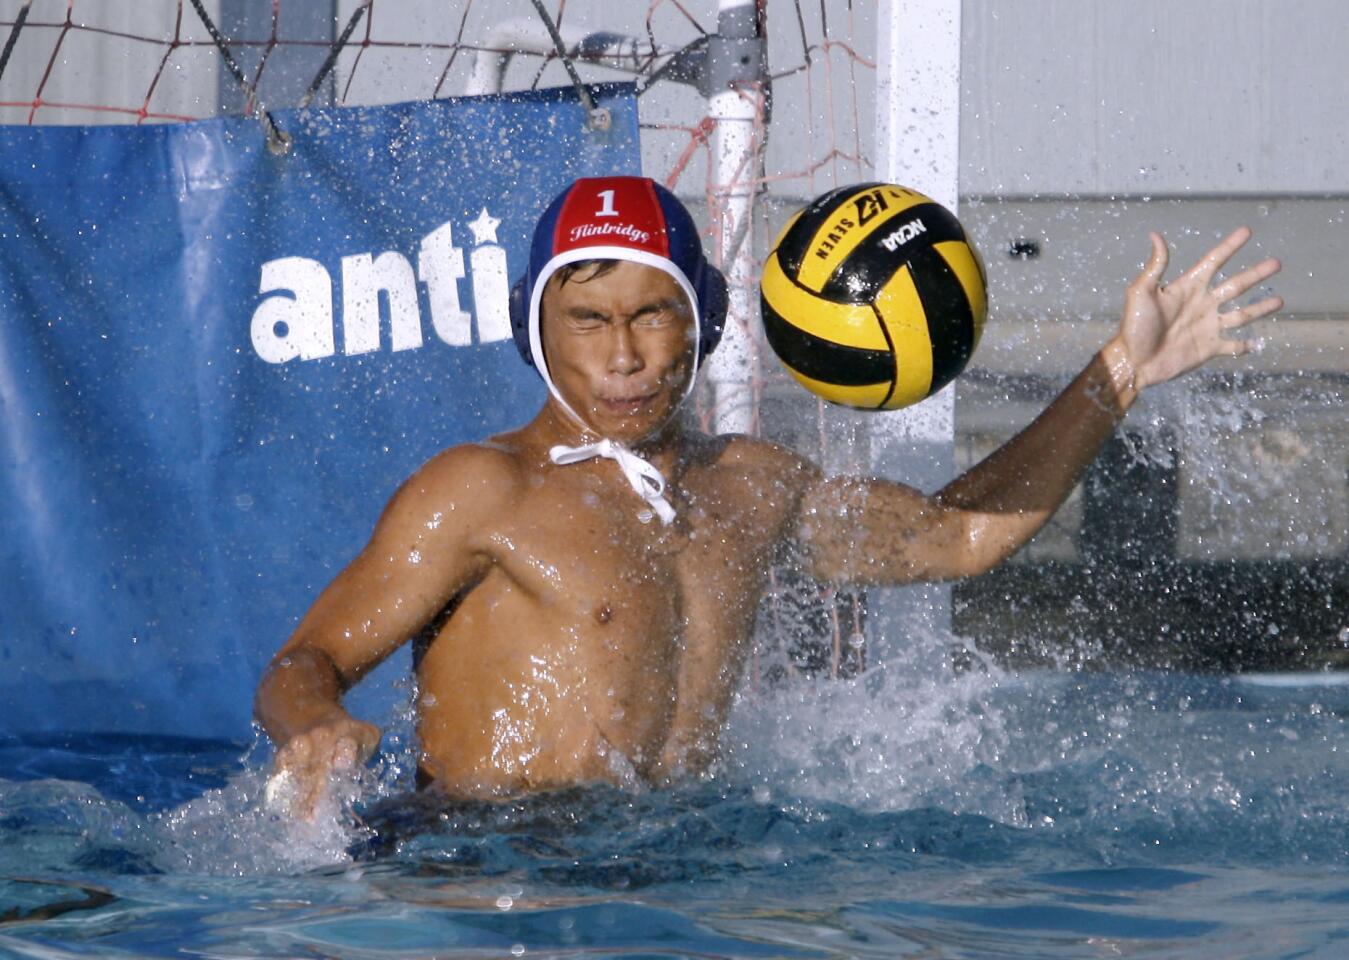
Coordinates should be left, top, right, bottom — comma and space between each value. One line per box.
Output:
254, 176, 1281, 812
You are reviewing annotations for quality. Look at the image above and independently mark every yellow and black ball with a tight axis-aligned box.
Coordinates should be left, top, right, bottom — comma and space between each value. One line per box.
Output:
760, 182, 987, 410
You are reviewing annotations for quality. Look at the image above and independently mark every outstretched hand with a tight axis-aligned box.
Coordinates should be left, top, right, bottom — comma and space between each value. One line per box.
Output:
1116, 227, 1282, 390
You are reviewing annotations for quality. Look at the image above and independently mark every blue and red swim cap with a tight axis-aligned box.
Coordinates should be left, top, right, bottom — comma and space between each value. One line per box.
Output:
509, 176, 728, 374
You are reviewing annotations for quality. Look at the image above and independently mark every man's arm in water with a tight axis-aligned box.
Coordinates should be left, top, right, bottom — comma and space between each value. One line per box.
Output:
253, 443, 514, 813
798, 227, 1282, 584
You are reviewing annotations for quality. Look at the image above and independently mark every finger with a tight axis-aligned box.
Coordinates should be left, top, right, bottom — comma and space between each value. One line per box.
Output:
275, 733, 312, 772
1220, 295, 1283, 331
296, 775, 326, 822
1216, 336, 1256, 358
265, 761, 328, 820
292, 752, 337, 821
332, 736, 357, 771
1180, 225, 1252, 284
1211, 258, 1281, 304
355, 722, 382, 762
1136, 231, 1170, 288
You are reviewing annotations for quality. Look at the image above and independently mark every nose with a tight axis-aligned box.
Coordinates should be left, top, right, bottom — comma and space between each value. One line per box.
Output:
605, 321, 644, 375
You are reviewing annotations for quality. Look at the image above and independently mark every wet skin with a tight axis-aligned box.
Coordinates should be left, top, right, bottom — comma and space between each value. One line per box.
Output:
255, 236, 1282, 813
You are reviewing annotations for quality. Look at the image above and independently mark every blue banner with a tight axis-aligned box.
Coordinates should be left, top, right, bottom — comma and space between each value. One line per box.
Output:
0, 86, 641, 739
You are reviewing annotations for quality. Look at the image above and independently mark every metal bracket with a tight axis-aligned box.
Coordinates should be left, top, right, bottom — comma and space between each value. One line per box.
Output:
526, 0, 612, 133
587, 106, 612, 131
706, 35, 767, 96
645, 32, 766, 101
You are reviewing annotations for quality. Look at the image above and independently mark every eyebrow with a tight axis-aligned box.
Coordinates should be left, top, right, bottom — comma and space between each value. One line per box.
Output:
564, 297, 689, 319
632, 297, 689, 314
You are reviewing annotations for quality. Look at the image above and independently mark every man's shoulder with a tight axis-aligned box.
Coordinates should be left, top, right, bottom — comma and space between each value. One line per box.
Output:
693, 431, 815, 479
681, 431, 820, 522
417, 436, 530, 493
385, 436, 531, 522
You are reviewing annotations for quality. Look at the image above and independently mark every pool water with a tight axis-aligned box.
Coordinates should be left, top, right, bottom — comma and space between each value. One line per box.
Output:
1, 668, 1346, 958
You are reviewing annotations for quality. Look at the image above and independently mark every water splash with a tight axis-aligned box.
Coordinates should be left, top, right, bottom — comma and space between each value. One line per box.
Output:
725, 638, 1026, 824
151, 764, 382, 876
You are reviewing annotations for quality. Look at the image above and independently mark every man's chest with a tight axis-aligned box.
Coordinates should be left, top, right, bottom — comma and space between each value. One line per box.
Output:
481, 481, 783, 622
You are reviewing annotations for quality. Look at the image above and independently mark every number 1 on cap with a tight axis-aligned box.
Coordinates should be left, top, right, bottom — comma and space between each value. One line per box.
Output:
595, 189, 619, 218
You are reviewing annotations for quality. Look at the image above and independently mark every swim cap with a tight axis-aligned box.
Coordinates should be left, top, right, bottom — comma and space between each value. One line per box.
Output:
509, 176, 727, 378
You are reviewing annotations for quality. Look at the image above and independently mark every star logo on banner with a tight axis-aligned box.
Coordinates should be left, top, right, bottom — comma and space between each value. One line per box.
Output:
468, 208, 500, 245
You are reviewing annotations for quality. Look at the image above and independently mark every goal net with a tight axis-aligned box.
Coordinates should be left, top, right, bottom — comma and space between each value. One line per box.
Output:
1, 0, 884, 679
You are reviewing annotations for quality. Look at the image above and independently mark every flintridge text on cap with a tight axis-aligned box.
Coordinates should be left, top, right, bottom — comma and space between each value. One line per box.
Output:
567, 221, 653, 245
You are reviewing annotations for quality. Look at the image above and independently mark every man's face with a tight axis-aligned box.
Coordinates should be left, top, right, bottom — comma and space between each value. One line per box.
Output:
540, 259, 696, 444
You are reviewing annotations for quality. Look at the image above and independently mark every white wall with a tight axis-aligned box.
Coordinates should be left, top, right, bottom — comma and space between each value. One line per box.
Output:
0, 0, 221, 124
326, 1, 1349, 198
7, 0, 1345, 197
959, 0, 1349, 196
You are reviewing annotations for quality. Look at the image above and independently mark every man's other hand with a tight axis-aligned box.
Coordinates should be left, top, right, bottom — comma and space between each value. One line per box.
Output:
265, 713, 381, 821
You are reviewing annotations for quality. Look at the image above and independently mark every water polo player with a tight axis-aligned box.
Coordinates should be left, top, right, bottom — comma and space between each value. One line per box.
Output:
255, 176, 1281, 818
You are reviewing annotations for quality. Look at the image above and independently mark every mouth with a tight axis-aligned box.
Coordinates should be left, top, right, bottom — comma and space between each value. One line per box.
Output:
597, 392, 659, 417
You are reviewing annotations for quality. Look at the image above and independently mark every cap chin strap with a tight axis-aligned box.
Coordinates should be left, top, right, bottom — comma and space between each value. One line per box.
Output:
549, 437, 676, 526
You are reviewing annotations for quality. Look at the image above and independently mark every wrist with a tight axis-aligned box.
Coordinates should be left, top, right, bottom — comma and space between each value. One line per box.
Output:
296, 702, 354, 735
1099, 338, 1140, 414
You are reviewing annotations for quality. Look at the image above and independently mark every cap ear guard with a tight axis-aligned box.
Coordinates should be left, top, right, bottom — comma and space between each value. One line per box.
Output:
509, 276, 534, 368
695, 263, 728, 362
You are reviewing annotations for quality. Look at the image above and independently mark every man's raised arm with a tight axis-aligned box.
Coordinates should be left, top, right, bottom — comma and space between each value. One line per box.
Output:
253, 444, 514, 815
800, 227, 1282, 585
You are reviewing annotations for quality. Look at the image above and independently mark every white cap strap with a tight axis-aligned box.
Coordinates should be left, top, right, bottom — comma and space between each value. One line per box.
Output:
549, 439, 676, 526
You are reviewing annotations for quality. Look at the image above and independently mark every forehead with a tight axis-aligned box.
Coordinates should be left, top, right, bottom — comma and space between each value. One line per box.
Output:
544, 259, 688, 310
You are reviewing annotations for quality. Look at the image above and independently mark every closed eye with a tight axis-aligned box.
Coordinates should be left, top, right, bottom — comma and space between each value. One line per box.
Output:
631, 309, 674, 327
564, 309, 609, 330
631, 298, 690, 326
